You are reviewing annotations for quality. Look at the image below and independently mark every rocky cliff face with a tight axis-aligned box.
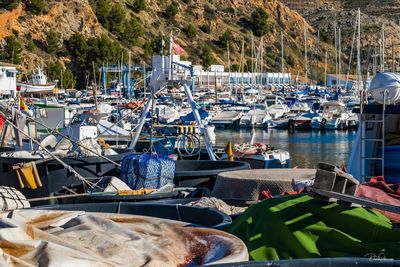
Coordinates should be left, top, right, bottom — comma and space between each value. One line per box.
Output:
282, 0, 400, 71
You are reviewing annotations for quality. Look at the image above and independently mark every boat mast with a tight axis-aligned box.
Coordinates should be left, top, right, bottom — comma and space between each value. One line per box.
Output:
281, 31, 284, 76
92, 62, 98, 110
241, 40, 245, 103
356, 8, 361, 100
334, 19, 338, 92
128, 51, 131, 99
325, 50, 328, 89
260, 36, 263, 90
316, 29, 320, 85
251, 32, 254, 88
344, 14, 358, 91
381, 25, 385, 72
304, 22, 308, 85
227, 40, 231, 91
169, 31, 173, 80
338, 27, 342, 92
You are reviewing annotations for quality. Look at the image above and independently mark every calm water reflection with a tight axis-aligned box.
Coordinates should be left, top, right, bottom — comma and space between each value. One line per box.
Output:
214, 129, 357, 168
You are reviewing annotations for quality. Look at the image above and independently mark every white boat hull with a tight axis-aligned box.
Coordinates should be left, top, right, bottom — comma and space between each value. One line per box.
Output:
17, 82, 56, 93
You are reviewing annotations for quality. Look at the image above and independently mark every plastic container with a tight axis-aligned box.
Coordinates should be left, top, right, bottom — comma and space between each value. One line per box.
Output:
174, 160, 250, 189
35, 202, 232, 229
0, 148, 131, 201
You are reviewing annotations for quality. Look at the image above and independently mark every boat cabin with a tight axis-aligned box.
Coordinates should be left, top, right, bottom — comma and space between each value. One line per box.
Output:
0, 63, 17, 97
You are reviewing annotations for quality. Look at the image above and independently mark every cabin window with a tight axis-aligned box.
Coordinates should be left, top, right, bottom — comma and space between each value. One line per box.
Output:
6, 71, 14, 78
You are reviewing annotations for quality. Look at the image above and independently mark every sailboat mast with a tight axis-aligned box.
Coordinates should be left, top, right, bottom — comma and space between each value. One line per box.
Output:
304, 22, 308, 85
128, 51, 131, 99
259, 37, 264, 88
241, 40, 245, 103
338, 27, 342, 91
227, 41, 231, 89
316, 29, 320, 83
325, 50, 328, 89
334, 19, 338, 92
281, 31, 284, 74
356, 8, 361, 98
381, 25, 385, 72
169, 31, 173, 80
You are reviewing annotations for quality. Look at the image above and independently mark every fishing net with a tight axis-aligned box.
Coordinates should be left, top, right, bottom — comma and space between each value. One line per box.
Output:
120, 153, 175, 190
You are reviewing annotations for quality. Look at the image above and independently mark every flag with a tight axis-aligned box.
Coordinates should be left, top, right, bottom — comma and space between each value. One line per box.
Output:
19, 95, 28, 111
172, 42, 187, 56
0, 113, 5, 129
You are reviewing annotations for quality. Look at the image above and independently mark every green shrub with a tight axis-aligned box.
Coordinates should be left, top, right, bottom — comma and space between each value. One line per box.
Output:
0, 0, 20, 10
3, 36, 22, 64
200, 44, 214, 67
217, 29, 233, 49
62, 68, 76, 89
107, 4, 126, 34
45, 30, 60, 54
25, 0, 46, 15
251, 7, 268, 36
123, 17, 144, 46
164, 2, 178, 20
185, 23, 197, 38
67, 33, 88, 66
128, 0, 146, 13
200, 24, 211, 34
142, 41, 153, 60
26, 38, 36, 52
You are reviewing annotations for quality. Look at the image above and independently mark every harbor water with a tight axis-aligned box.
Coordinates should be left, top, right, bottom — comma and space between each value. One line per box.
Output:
214, 129, 357, 168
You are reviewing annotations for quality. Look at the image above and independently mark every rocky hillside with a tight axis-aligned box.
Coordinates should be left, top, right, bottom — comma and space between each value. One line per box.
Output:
0, 0, 339, 88
282, 0, 400, 72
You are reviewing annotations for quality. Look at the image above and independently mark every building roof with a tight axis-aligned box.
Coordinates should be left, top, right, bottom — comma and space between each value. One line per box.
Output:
0, 61, 17, 68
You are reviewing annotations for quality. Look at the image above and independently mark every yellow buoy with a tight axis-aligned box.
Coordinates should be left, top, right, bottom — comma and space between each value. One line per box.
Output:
225, 141, 234, 161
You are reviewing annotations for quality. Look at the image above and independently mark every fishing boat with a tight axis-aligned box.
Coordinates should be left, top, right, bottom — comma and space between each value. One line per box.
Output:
17, 69, 56, 94
348, 72, 400, 183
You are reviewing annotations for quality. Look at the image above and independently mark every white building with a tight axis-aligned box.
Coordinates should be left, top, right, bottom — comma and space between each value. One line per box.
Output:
0, 63, 17, 96
326, 74, 367, 90
151, 54, 291, 90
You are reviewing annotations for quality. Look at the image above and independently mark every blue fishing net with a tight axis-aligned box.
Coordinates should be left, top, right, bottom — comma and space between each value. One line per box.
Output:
120, 153, 175, 189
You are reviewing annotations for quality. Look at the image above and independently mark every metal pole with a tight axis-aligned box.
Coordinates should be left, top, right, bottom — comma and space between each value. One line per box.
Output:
169, 31, 173, 80
129, 97, 153, 150
128, 51, 131, 99
382, 25, 385, 72
183, 84, 216, 160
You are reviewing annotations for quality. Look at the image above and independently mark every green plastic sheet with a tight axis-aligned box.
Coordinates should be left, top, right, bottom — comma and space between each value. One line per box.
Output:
227, 194, 400, 260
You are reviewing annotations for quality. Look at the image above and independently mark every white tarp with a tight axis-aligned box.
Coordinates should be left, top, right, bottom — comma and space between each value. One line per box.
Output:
0, 210, 248, 266
369, 72, 400, 104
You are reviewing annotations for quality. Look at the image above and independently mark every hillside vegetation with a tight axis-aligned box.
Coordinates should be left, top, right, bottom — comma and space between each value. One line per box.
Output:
0, 0, 345, 88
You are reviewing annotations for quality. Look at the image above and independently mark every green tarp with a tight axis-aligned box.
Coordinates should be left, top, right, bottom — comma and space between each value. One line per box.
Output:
227, 194, 400, 260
